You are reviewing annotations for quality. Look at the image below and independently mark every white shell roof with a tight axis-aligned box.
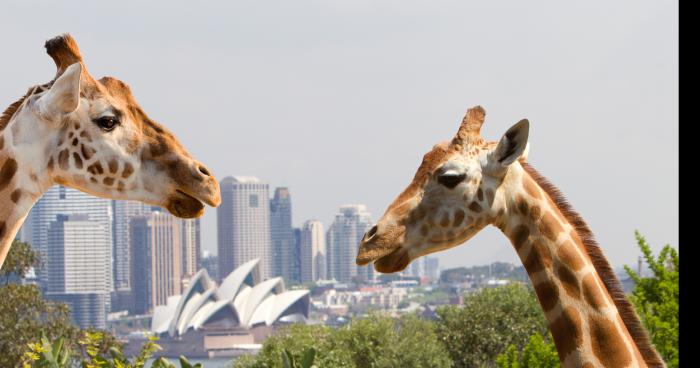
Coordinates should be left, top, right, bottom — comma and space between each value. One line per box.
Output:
150, 258, 309, 337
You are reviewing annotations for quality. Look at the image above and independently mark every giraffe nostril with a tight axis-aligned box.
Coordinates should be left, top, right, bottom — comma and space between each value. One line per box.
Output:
198, 165, 211, 177
365, 225, 378, 241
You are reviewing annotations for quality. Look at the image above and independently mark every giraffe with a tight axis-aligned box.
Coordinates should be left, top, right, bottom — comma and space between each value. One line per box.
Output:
355, 106, 665, 367
0, 34, 221, 269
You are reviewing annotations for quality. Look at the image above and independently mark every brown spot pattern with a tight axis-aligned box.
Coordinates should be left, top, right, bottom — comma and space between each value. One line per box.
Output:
440, 213, 450, 227
589, 314, 632, 367
81, 144, 95, 160
557, 240, 585, 271
510, 225, 530, 250
539, 212, 563, 241
533, 280, 559, 311
556, 263, 581, 298
582, 273, 608, 309
103, 177, 115, 186
72, 152, 83, 169
47, 157, 54, 170
0, 136, 4, 150
469, 201, 482, 213
0, 158, 17, 192
87, 162, 104, 175
10, 188, 21, 203
453, 209, 465, 227
58, 149, 70, 170
550, 307, 583, 359
477, 188, 484, 201
528, 204, 542, 221
524, 241, 552, 273
108, 159, 119, 174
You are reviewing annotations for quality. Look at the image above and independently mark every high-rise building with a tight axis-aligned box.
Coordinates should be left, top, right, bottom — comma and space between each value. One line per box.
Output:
111, 200, 152, 311
217, 176, 272, 280
270, 187, 297, 283
300, 220, 326, 283
46, 214, 110, 329
327, 205, 374, 283
181, 218, 201, 279
425, 256, 440, 282
129, 211, 183, 315
25, 185, 113, 289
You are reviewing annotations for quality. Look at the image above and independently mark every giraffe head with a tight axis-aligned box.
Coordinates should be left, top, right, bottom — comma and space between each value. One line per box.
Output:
356, 106, 529, 272
10, 34, 220, 217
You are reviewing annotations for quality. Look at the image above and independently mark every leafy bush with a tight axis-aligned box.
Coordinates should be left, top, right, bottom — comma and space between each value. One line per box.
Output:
624, 231, 679, 368
434, 284, 548, 368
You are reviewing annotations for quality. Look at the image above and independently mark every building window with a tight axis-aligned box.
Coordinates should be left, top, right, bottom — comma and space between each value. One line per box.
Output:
249, 194, 258, 207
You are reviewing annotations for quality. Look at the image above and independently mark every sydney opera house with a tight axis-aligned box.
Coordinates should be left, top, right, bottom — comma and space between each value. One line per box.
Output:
144, 258, 310, 358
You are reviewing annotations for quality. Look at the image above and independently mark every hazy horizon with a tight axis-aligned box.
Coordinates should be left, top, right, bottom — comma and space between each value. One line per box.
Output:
1, 0, 678, 269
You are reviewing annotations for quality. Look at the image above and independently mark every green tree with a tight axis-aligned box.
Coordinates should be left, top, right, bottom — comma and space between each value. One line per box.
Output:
434, 284, 548, 368
495, 333, 558, 368
1, 240, 79, 367
1, 239, 41, 284
624, 231, 678, 368
235, 313, 452, 368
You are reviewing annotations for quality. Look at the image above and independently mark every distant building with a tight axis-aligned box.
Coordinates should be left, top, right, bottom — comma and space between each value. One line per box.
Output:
300, 220, 326, 283
24, 185, 113, 290
270, 187, 297, 283
425, 256, 440, 282
327, 205, 374, 283
217, 177, 272, 280
111, 200, 152, 311
181, 218, 201, 279
130, 211, 184, 314
46, 214, 110, 329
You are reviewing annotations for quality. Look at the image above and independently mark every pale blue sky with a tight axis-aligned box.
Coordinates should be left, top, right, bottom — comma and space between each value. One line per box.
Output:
1, 0, 677, 269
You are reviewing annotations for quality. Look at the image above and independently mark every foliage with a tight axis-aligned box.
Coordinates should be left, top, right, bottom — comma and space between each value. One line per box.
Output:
0, 282, 79, 366
495, 333, 558, 368
434, 284, 548, 368
234, 313, 452, 368
624, 231, 679, 368
281, 347, 317, 368
1, 239, 41, 284
21, 332, 202, 368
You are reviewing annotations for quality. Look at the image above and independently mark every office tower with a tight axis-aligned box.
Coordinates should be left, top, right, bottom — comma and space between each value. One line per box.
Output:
293, 227, 302, 283
327, 205, 373, 283
25, 185, 113, 289
46, 214, 110, 329
408, 256, 426, 278
270, 187, 297, 283
129, 211, 183, 314
425, 256, 440, 282
300, 220, 326, 283
217, 176, 272, 280
111, 200, 152, 311
181, 218, 201, 279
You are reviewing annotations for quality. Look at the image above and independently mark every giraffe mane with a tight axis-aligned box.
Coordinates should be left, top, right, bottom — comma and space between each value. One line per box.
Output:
520, 162, 665, 367
0, 87, 35, 131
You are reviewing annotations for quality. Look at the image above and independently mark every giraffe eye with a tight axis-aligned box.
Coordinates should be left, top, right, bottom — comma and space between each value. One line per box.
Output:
93, 116, 120, 132
437, 172, 466, 189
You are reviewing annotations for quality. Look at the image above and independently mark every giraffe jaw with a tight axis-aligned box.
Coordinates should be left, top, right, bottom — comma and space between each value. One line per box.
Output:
164, 190, 206, 218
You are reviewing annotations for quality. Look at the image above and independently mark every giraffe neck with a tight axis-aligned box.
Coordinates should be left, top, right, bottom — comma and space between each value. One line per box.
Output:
496, 165, 647, 368
0, 102, 54, 268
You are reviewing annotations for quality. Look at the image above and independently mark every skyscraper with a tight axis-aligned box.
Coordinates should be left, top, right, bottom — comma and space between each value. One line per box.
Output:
26, 185, 113, 290
300, 220, 326, 283
217, 176, 272, 280
46, 214, 110, 329
181, 218, 201, 279
111, 200, 152, 311
270, 187, 297, 283
130, 211, 184, 314
327, 205, 373, 283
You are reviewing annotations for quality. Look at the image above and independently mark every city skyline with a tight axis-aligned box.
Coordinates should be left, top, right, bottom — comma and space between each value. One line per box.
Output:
1, 1, 678, 271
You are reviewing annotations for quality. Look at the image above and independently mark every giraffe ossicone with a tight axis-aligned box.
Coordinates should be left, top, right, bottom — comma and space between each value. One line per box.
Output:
0, 33, 221, 269
356, 106, 665, 367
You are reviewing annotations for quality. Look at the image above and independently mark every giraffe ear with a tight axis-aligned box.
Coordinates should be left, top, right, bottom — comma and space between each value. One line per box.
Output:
38, 63, 82, 120
493, 119, 529, 167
